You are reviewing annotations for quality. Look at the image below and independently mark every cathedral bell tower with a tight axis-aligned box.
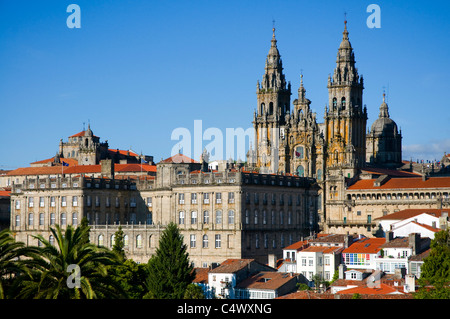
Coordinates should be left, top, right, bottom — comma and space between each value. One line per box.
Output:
252, 27, 291, 174
325, 20, 367, 178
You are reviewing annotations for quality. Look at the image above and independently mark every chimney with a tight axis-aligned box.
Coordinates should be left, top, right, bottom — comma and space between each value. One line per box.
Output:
405, 274, 416, 293
268, 254, 277, 269
440, 212, 449, 230
409, 233, 420, 255
386, 231, 394, 243
101, 159, 114, 179
338, 264, 347, 280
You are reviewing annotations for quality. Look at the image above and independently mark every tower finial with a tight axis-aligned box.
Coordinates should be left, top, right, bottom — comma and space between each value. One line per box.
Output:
272, 19, 276, 38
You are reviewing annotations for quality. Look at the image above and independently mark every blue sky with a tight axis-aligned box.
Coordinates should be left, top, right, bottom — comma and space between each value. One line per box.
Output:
0, 0, 449, 169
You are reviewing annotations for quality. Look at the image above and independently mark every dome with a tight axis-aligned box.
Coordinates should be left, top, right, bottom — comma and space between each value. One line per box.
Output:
370, 94, 399, 137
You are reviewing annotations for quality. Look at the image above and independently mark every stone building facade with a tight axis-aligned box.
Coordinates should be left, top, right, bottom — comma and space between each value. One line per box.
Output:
9, 148, 319, 266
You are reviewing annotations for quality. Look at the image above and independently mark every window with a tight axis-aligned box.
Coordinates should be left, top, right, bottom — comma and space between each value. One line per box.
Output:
72, 196, 78, 207
216, 192, 222, 204
49, 235, 55, 246
50, 213, 55, 225
61, 213, 66, 226
203, 210, 209, 224
288, 211, 292, 225
296, 165, 304, 177
215, 235, 221, 248
203, 193, 210, 204
147, 197, 152, 207
228, 192, 235, 203
15, 215, 20, 227
15, 200, 20, 210
190, 234, 196, 248
245, 209, 249, 225
86, 196, 91, 207
105, 196, 110, 207
271, 210, 276, 225
215, 210, 222, 224
28, 197, 34, 207
228, 210, 235, 224
179, 211, 185, 224
280, 211, 284, 225
98, 234, 104, 246
39, 213, 44, 226
255, 234, 260, 248
191, 193, 197, 204
179, 193, 185, 204
95, 196, 100, 207
110, 235, 115, 248
115, 197, 120, 207
72, 212, 78, 226
124, 235, 129, 247
61, 196, 67, 207
39, 197, 45, 207
136, 235, 142, 248
295, 146, 304, 159
202, 235, 208, 248
262, 210, 267, 225
28, 213, 34, 226
191, 211, 197, 224
254, 210, 258, 224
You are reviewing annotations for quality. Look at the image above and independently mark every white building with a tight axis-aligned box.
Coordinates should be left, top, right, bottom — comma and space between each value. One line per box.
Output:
297, 245, 343, 283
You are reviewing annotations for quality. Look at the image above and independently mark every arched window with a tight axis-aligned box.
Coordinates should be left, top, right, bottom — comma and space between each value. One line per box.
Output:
124, 235, 129, 247
341, 97, 346, 110
136, 235, 142, 248
98, 234, 104, 246
269, 102, 274, 115
332, 97, 337, 109
317, 169, 323, 181
178, 211, 185, 224
110, 234, 115, 248
260, 103, 265, 115
297, 165, 304, 177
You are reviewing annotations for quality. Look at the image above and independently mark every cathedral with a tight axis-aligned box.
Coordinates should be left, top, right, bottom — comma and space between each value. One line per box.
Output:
247, 21, 403, 234
248, 21, 402, 177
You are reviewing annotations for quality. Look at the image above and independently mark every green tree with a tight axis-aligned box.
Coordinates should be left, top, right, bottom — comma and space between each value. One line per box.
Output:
109, 259, 147, 299
183, 283, 205, 299
16, 224, 125, 299
144, 222, 194, 299
112, 226, 125, 261
415, 229, 450, 299
0, 229, 40, 299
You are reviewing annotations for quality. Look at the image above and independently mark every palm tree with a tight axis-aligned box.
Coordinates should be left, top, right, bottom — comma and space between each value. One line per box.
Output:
16, 224, 126, 299
0, 229, 40, 299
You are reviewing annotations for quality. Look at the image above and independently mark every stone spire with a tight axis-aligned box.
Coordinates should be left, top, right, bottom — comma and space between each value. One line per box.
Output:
259, 27, 288, 91
379, 92, 390, 118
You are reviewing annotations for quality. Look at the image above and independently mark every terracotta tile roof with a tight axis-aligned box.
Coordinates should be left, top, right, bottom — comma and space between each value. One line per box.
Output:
0, 190, 11, 197
380, 237, 410, 248
343, 238, 386, 254
301, 246, 344, 254
374, 209, 447, 220
336, 283, 401, 295
69, 130, 98, 138
30, 156, 78, 166
108, 149, 138, 157
283, 240, 309, 251
192, 268, 209, 284
361, 167, 421, 177
348, 176, 450, 190
209, 259, 254, 274
310, 233, 349, 244
160, 153, 198, 164
235, 272, 297, 290
64, 165, 101, 174
7, 166, 68, 176
115, 164, 156, 173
